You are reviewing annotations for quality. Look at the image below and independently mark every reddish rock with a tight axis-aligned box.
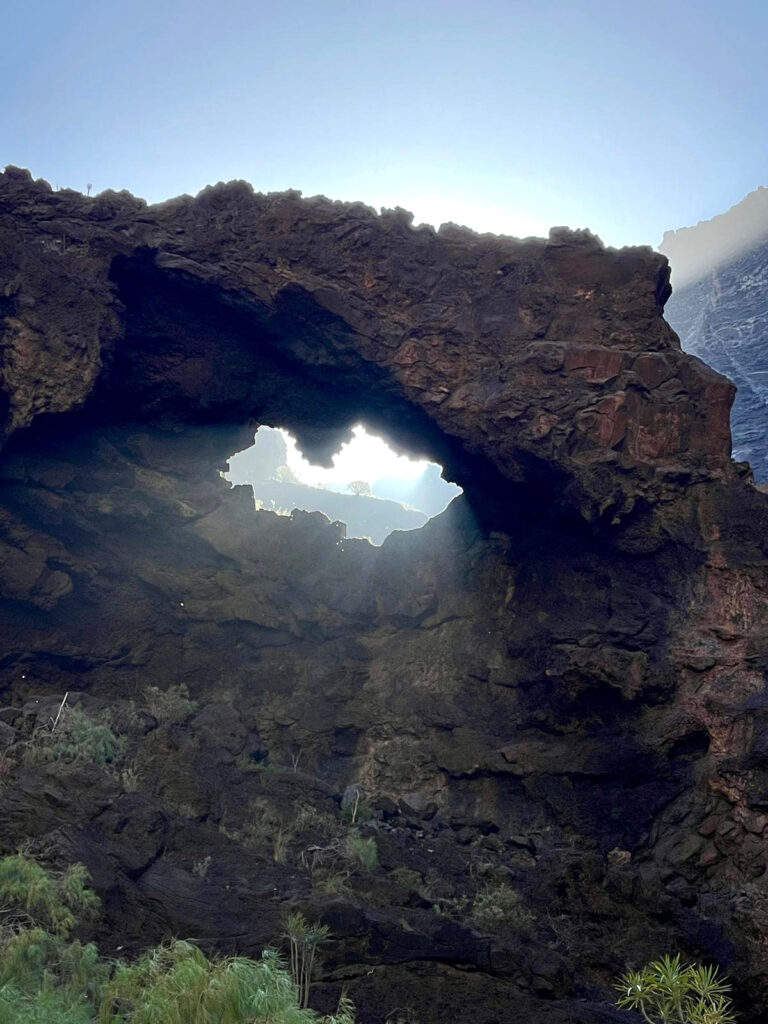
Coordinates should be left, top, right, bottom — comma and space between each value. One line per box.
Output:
0, 168, 767, 1022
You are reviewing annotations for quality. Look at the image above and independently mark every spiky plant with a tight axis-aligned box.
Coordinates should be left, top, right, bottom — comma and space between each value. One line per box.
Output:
324, 991, 356, 1024
283, 912, 331, 1010
101, 941, 313, 1024
0, 856, 99, 937
24, 707, 126, 768
344, 832, 378, 872
615, 954, 737, 1023
0, 980, 95, 1024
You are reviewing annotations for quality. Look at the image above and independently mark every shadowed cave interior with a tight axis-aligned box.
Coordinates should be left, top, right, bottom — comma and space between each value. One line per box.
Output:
105, 248, 568, 537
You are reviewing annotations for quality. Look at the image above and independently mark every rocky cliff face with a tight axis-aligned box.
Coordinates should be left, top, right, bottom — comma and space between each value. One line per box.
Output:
661, 187, 768, 482
1, 167, 767, 1023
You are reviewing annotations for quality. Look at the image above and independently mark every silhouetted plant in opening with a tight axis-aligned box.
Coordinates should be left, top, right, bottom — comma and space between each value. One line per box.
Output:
347, 480, 371, 497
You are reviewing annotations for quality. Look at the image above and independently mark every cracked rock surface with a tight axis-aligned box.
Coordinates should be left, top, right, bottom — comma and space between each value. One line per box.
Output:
1, 167, 768, 1022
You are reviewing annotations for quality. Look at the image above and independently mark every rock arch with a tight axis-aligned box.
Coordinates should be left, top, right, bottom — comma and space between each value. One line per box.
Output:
1, 168, 768, 1021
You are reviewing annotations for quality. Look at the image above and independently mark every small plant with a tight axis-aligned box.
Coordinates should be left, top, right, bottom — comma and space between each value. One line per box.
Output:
283, 912, 330, 1010
471, 881, 534, 932
325, 991, 356, 1024
311, 866, 352, 896
101, 941, 315, 1023
274, 827, 290, 864
24, 706, 126, 768
0, 752, 14, 789
615, 954, 737, 1024
293, 804, 335, 835
340, 785, 372, 826
192, 856, 212, 880
143, 683, 198, 724
345, 831, 378, 871
119, 761, 141, 792
0, 855, 99, 937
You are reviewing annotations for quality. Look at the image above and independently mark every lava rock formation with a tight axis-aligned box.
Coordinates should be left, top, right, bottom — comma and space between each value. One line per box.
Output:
1, 167, 768, 1023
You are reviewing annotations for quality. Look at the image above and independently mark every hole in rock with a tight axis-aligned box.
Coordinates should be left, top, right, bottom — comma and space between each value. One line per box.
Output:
226, 425, 462, 545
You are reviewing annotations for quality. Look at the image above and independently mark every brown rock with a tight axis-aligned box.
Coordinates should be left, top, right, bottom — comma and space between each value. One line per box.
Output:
0, 169, 767, 1023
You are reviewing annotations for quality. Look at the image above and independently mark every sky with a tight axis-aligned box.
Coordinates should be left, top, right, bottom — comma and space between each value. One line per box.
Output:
4, 0, 768, 248
282, 426, 428, 487
227, 425, 429, 489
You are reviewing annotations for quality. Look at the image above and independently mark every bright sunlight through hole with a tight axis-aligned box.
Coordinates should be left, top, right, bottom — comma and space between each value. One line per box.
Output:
226, 425, 462, 546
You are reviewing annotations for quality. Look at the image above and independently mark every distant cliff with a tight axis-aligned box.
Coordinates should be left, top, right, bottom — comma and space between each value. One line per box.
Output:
661, 188, 768, 481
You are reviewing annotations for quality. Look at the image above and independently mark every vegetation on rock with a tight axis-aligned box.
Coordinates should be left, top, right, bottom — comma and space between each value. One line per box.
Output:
0, 855, 353, 1024
283, 912, 330, 1010
142, 684, 198, 725
23, 705, 126, 768
615, 955, 736, 1024
0, 854, 99, 937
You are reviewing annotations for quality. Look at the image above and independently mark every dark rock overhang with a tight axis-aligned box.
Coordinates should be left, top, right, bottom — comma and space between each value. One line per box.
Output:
0, 166, 738, 530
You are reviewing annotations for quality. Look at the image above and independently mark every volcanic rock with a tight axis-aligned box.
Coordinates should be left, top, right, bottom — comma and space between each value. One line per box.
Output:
0, 167, 767, 1022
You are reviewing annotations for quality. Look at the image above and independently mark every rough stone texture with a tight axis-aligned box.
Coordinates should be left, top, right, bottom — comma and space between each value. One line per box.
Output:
1, 167, 768, 1022
0, 167, 736, 524
661, 189, 768, 483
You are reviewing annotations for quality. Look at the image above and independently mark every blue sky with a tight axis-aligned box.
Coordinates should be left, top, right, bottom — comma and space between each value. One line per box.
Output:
4, 0, 767, 247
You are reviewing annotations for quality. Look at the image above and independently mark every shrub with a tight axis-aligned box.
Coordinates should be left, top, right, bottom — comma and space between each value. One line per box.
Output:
0, 856, 99, 937
143, 684, 197, 725
283, 913, 330, 1011
24, 707, 126, 768
615, 954, 736, 1023
0, 980, 96, 1024
101, 941, 314, 1024
471, 882, 534, 932
0, 857, 354, 1023
0, 857, 107, 1021
345, 831, 378, 872
0, 927, 108, 1015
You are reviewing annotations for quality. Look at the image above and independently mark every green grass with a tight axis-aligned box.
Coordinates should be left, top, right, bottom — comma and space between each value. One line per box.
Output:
0, 982, 96, 1024
345, 831, 378, 872
101, 942, 315, 1024
0, 856, 99, 937
0, 855, 355, 1024
24, 707, 126, 768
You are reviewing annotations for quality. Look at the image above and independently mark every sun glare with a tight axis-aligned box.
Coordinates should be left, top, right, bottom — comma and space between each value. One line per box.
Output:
284, 425, 428, 487
402, 191, 550, 241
